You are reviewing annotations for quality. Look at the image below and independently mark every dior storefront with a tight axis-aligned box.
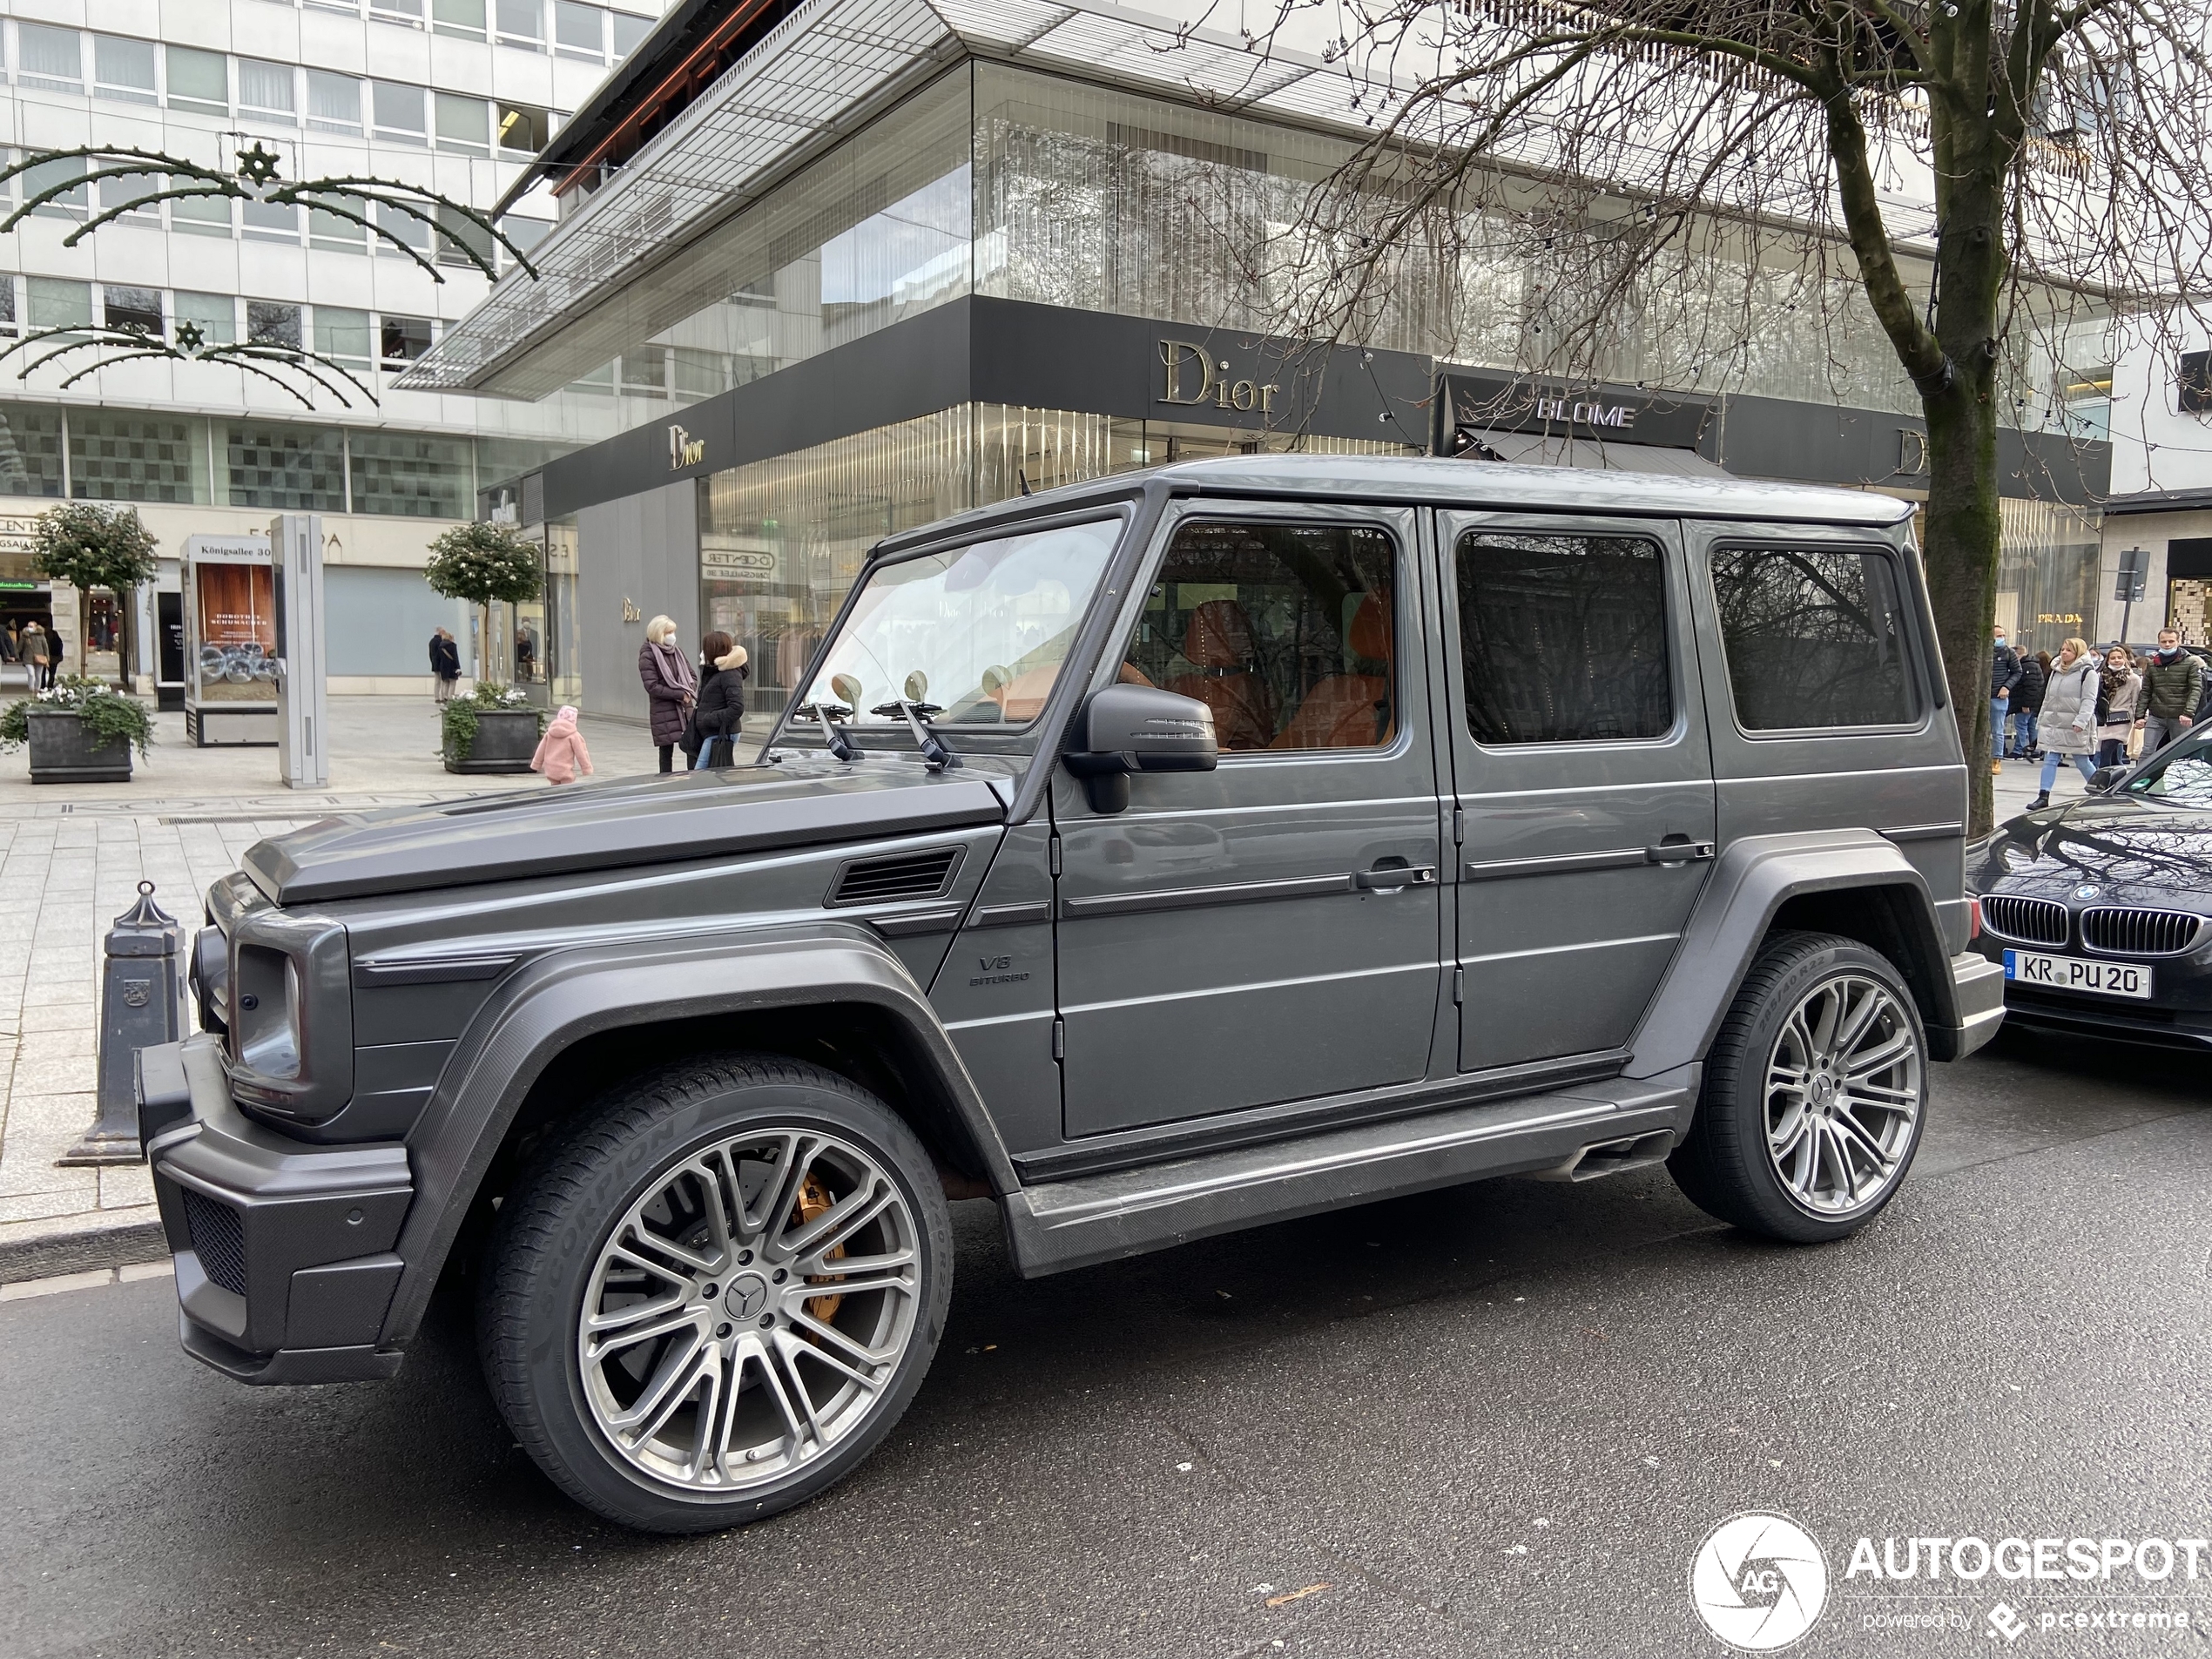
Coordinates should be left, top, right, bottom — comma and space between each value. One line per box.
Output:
425, 3, 2109, 729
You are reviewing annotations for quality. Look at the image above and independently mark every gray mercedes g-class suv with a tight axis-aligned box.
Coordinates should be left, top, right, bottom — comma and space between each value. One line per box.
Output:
137, 456, 2003, 1532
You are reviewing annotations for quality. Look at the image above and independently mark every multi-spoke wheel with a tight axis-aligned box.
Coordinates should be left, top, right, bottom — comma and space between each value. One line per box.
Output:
1669, 932, 1929, 1243
481, 1056, 952, 1533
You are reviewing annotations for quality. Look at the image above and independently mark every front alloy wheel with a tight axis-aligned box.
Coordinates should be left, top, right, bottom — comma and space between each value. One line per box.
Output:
482, 1056, 952, 1532
1669, 932, 1928, 1243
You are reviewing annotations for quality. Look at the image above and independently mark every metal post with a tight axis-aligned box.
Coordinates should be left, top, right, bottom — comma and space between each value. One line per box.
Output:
270, 513, 328, 788
2115, 545, 2147, 647
60, 881, 185, 1166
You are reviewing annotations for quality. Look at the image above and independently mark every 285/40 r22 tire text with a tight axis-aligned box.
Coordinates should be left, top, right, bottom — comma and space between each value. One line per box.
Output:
479, 1055, 954, 1533
1668, 931, 1927, 1244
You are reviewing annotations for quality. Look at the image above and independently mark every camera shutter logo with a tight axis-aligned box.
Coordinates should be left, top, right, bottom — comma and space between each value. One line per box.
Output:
1689, 1513, 1829, 1651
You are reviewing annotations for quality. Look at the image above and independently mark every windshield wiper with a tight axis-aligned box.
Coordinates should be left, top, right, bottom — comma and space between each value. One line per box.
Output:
793, 702, 862, 763
870, 698, 961, 771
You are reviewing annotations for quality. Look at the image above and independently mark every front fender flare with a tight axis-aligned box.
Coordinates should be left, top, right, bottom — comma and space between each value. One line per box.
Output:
1627, 829, 1949, 1079
380, 920, 1013, 1348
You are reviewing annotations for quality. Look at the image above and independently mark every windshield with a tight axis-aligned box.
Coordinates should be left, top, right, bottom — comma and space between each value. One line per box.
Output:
801, 517, 1121, 734
2123, 727, 2212, 808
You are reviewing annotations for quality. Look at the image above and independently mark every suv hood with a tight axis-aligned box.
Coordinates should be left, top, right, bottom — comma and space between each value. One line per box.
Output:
1979, 794, 2212, 904
245, 760, 1010, 905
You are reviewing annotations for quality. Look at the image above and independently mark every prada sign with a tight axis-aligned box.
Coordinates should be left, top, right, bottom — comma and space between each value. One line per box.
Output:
1434, 369, 1716, 455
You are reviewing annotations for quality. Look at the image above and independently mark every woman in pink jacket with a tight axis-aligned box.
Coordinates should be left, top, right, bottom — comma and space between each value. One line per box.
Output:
530, 705, 593, 785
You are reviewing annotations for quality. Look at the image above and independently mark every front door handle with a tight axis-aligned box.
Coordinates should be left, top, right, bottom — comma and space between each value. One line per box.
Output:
1645, 840, 1716, 864
1355, 864, 1439, 890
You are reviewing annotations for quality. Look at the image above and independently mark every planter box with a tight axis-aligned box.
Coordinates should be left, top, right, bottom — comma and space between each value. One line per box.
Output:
27, 708, 132, 784
447, 707, 541, 774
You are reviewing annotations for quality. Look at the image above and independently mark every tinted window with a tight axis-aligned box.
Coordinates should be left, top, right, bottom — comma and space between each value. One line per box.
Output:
1122, 520, 1396, 752
1454, 531, 1670, 744
2124, 728, 2212, 806
1710, 547, 1916, 730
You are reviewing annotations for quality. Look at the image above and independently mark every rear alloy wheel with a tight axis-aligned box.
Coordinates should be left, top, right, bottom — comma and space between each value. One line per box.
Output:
1669, 932, 1927, 1243
482, 1057, 951, 1532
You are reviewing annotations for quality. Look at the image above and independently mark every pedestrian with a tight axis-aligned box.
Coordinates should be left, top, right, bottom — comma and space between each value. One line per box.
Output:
637, 614, 696, 773
690, 633, 748, 769
19, 622, 46, 690
2095, 644, 2141, 770
2141, 628, 2203, 754
429, 627, 462, 705
44, 625, 64, 689
0, 621, 15, 665
1990, 624, 2022, 774
529, 704, 593, 785
2010, 648, 2045, 758
2030, 637, 2101, 809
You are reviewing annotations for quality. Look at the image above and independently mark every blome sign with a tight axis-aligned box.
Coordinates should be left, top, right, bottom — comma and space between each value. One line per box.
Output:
1689, 1514, 2203, 1649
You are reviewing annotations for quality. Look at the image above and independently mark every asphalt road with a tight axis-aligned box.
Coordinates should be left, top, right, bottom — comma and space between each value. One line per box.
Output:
6, 1028, 2210, 1659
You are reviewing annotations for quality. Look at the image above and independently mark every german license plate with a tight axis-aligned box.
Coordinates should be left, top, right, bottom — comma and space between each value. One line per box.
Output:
2003, 950, 2153, 999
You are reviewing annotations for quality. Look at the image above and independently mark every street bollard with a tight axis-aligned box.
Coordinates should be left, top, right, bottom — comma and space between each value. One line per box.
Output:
59, 881, 187, 1167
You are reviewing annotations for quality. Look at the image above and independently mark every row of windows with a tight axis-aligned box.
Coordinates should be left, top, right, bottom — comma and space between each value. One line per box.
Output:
0, 402, 563, 516
8, 25, 564, 158
1118, 521, 1918, 752
0, 278, 438, 373
293, 0, 654, 59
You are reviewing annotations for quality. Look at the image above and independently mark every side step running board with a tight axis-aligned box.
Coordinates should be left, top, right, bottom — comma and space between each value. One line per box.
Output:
1001, 1067, 1699, 1278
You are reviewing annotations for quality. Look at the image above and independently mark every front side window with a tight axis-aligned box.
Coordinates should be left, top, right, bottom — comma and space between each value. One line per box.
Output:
802, 517, 1122, 738
1710, 546, 1917, 731
1120, 519, 1397, 752
1455, 530, 1671, 745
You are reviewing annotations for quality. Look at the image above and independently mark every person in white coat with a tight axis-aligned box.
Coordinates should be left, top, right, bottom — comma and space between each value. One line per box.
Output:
2032, 636, 2101, 809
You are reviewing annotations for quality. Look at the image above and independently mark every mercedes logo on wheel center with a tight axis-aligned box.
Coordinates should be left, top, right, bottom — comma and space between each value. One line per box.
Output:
1690, 1513, 1830, 1650
722, 1274, 769, 1322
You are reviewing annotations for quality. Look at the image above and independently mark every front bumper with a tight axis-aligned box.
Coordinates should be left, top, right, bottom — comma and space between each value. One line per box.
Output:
139, 1035, 412, 1385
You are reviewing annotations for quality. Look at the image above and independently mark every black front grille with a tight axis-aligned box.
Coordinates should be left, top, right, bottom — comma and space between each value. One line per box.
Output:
827, 847, 962, 906
2081, 907, 2203, 956
1983, 894, 2069, 947
182, 1188, 246, 1295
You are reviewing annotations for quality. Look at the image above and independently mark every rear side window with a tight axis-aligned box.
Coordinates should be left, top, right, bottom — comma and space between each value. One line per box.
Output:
1710, 546, 1917, 730
1454, 530, 1671, 744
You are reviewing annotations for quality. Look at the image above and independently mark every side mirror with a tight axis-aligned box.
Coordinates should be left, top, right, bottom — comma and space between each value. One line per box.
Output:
2088, 765, 2125, 793
1062, 685, 1218, 813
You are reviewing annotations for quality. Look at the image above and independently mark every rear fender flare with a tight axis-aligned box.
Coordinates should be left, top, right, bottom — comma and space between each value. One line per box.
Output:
1628, 829, 1949, 1078
380, 921, 1013, 1347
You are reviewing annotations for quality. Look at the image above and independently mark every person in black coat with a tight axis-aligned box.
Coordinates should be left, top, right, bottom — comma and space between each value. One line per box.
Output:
428, 628, 462, 705
2008, 651, 2045, 758
689, 636, 749, 768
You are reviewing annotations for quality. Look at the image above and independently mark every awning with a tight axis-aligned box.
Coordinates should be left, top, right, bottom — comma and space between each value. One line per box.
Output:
1455, 430, 1732, 477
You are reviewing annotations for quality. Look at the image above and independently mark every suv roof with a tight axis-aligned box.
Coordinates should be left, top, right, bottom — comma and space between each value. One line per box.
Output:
880, 454, 1918, 556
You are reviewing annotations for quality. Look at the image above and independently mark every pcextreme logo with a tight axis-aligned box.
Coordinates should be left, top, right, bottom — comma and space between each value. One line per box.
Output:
1689, 1513, 1831, 1651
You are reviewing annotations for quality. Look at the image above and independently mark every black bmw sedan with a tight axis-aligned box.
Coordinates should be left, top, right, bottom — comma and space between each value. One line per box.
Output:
1969, 727, 2212, 1048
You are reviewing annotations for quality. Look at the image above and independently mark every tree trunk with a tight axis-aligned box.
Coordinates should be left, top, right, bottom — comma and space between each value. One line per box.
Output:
1922, 388, 2002, 835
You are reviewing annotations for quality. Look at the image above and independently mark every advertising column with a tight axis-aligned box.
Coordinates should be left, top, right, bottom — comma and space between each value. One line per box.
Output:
180, 534, 276, 746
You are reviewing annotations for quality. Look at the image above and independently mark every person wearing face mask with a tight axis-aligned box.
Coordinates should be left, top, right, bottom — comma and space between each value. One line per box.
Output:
1990, 624, 2022, 775
2094, 644, 2141, 770
2140, 628, 2203, 755
2030, 637, 2101, 810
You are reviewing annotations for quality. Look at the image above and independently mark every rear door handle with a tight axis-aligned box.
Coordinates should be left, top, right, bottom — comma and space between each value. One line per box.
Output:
1645, 840, 1716, 864
1356, 864, 1439, 889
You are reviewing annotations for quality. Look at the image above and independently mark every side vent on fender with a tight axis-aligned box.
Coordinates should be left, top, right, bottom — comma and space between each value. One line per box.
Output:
826, 846, 963, 907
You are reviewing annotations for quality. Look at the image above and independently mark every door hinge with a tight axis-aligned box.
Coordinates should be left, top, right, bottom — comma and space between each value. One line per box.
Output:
1452, 806, 1465, 846
1051, 1017, 1064, 1060
1453, 967, 1464, 1006
1049, 837, 1064, 876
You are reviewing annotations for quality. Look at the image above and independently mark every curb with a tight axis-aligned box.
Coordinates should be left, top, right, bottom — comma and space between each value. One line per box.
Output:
0, 1221, 168, 1286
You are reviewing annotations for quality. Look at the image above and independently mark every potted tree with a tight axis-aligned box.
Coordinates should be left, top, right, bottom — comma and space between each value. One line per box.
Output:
424, 521, 545, 773
29, 502, 159, 691
0, 674, 155, 782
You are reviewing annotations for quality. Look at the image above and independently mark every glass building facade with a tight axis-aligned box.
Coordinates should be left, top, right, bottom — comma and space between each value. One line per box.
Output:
496, 55, 2110, 725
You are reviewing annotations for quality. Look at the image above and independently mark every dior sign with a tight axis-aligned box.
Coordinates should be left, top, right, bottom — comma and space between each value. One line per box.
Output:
668, 424, 705, 470
1158, 341, 1281, 415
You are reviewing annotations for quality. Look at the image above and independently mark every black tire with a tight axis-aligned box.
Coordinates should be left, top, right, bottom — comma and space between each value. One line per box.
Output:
479, 1054, 953, 1533
1669, 931, 1928, 1244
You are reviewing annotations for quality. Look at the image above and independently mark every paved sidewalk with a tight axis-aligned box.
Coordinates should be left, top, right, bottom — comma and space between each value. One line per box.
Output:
0, 696, 635, 1279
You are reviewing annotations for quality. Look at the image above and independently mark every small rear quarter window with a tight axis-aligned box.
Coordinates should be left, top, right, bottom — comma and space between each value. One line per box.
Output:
1710, 545, 1918, 731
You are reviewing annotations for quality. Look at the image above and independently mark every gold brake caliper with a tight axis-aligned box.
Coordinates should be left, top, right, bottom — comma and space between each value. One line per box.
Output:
795, 1173, 846, 1325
